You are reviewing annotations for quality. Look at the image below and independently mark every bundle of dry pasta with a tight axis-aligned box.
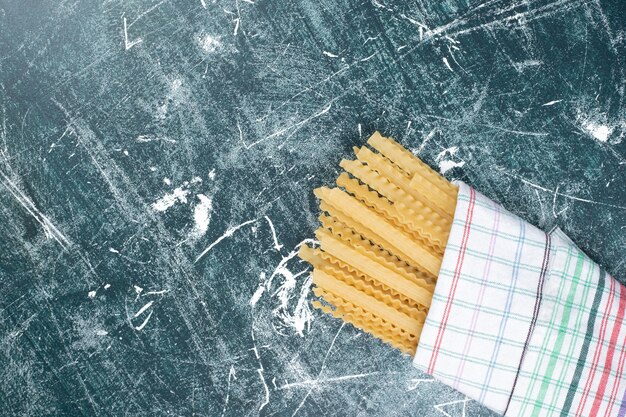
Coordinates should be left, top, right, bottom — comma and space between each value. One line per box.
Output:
299, 132, 458, 354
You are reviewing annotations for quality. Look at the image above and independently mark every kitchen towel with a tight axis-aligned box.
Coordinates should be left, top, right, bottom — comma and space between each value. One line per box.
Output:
414, 182, 626, 417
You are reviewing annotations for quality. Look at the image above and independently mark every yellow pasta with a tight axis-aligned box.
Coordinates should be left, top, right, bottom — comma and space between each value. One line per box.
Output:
354, 145, 454, 220
311, 297, 418, 354
315, 229, 434, 307
339, 158, 451, 243
335, 172, 443, 255
318, 214, 436, 286
312, 269, 421, 334
315, 187, 441, 276
299, 132, 458, 355
367, 132, 457, 199
299, 245, 424, 318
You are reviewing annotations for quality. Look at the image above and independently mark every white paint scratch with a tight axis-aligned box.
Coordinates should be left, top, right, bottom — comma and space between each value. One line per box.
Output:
250, 330, 270, 411
399, 13, 429, 30
446, 45, 466, 73
144, 289, 168, 296
542, 99, 562, 106
359, 53, 376, 62
426, 0, 580, 40
534, 189, 546, 221
258, 368, 270, 411
424, 113, 549, 137
195, 219, 259, 263
513, 60, 542, 71
221, 366, 236, 417
498, 167, 626, 210
436, 146, 465, 174
52, 100, 130, 206
290, 324, 344, 415
250, 286, 265, 307
266, 240, 317, 336
552, 184, 567, 217
134, 301, 154, 318
250, 272, 268, 307
279, 372, 382, 390
434, 398, 471, 417
123, 17, 142, 50
134, 310, 153, 331
322, 51, 339, 58
415, 128, 437, 154
264, 215, 283, 251
198, 34, 222, 53
128, 0, 167, 26
407, 378, 434, 391
584, 121, 613, 142
438, 159, 465, 174
152, 186, 190, 212
0, 169, 71, 249
243, 102, 334, 149
443, 57, 454, 71
191, 194, 213, 239
134, 285, 143, 299
136, 134, 177, 143
233, 18, 240, 36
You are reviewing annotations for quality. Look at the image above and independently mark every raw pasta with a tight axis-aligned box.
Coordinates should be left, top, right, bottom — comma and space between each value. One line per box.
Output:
299, 132, 457, 353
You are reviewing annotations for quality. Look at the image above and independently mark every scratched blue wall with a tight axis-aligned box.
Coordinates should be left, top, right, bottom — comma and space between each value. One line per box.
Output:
0, 0, 624, 415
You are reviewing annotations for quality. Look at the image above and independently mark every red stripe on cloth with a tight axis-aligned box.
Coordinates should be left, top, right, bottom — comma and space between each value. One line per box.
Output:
606, 342, 626, 417
604, 281, 626, 417
594, 282, 626, 417
575, 277, 617, 417
427, 187, 476, 374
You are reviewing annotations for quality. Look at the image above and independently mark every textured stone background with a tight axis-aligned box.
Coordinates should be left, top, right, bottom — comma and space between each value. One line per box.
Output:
0, 0, 624, 415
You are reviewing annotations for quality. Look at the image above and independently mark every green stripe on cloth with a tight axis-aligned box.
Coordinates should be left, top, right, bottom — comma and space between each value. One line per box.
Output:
545, 256, 596, 414
518, 246, 575, 416
529, 252, 586, 417
416, 182, 626, 416
559, 269, 606, 417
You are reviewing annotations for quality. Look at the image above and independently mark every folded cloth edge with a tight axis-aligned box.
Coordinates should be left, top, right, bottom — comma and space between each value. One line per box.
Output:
413, 181, 626, 417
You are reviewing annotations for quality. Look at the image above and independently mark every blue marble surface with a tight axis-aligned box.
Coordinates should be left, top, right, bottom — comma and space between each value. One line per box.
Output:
0, 0, 624, 415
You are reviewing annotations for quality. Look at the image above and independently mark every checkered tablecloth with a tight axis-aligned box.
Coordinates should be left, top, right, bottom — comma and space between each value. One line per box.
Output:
413, 182, 626, 417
